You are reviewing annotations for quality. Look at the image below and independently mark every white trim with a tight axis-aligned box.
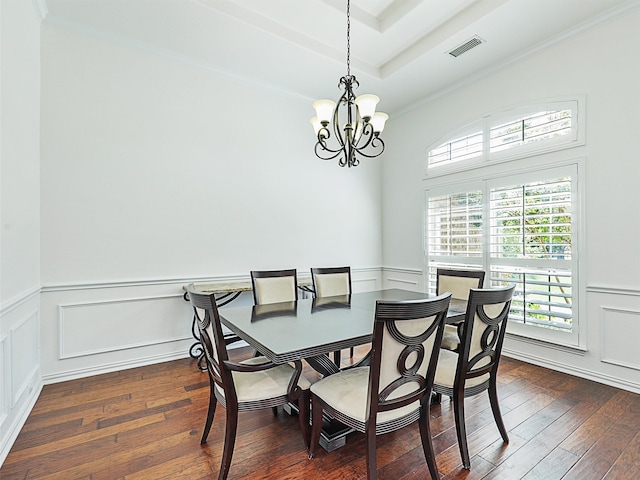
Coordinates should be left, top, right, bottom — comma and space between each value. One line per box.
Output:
424, 159, 584, 348
502, 349, 640, 395
0, 286, 40, 316
587, 285, 640, 296
425, 96, 585, 178
42, 267, 383, 293
9, 311, 39, 407
42, 351, 191, 385
58, 293, 189, 359
600, 306, 640, 371
381, 266, 422, 276
386, 277, 419, 287
0, 335, 7, 429
0, 381, 42, 467
42, 274, 250, 292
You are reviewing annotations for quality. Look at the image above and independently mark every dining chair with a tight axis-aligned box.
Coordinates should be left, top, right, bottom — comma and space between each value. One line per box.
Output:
251, 268, 298, 305
436, 268, 485, 352
186, 284, 311, 480
308, 293, 452, 480
311, 266, 353, 366
432, 284, 515, 469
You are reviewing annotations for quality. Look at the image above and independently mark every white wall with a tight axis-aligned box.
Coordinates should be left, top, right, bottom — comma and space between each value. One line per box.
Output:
38, 22, 383, 382
0, 0, 42, 465
382, 8, 640, 392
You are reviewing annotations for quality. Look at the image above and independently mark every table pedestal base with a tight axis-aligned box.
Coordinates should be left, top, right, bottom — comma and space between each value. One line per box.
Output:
283, 402, 354, 452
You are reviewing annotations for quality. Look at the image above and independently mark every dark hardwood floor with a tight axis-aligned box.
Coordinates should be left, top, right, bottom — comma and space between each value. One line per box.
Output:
2, 345, 639, 480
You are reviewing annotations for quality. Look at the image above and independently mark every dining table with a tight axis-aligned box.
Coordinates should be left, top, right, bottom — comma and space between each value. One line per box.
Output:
183, 277, 313, 370
217, 288, 467, 451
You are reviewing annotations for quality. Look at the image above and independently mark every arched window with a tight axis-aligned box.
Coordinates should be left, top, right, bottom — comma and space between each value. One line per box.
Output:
424, 99, 584, 347
427, 100, 582, 174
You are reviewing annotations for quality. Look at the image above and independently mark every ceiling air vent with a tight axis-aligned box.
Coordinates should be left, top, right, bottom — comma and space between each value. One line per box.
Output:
448, 36, 484, 58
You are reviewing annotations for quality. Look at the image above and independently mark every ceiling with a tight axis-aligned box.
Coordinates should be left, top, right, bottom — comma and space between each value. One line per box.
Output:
41, 0, 637, 115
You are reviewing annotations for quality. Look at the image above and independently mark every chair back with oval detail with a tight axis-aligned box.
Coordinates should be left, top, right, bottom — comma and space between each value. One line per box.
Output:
309, 293, 451, 480
187, 284, 310, 480
433, 284, 515, 470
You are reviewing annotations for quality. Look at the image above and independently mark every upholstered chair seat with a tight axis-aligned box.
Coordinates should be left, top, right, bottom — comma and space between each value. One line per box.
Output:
309, 293, 452, 480
310, 366, 424, 431
440, 325, 462, 351
214, 356, 311, 405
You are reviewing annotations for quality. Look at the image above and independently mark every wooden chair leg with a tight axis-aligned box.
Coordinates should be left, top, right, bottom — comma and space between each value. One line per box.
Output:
418, 402, 440, 480
308, 394, 323, 459
333, 350, 342, 367
452, 392, 471, 469
365, 428, 378, 480
219, 405, 239, 480
297, 391, 310, 449
201, 375, 218, 443
488, 379, 509, 443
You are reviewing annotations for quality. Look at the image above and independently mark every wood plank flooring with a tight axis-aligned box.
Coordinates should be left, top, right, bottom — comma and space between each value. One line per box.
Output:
1, 346, 639, 479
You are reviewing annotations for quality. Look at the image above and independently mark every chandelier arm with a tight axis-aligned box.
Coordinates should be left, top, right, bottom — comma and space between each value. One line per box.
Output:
352, 122, 375, 149
315, 142, 345, 161
315, 128, 346, 161
354, 136, 385, 159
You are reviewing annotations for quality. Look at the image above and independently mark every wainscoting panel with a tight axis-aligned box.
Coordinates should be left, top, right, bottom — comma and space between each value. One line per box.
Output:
59, 293, 189, 359
9, 311, 39, 408
600, 306, 640, 371
0, 291, 42, 467
352, 277, 378, 292
382, 267, 424, 292
0, 335, 6, 429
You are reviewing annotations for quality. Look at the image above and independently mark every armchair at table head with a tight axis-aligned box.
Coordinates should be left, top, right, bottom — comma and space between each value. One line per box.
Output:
310, 266, 353, 365
436, 268, 485, 352
186, 284, 310, 480
308, 293, 452, 480
250, 269, 298, 305
432, 284, 515, 470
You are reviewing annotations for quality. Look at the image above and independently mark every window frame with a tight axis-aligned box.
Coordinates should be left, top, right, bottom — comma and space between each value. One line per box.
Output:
425, 98, 585, 178
424, 157, 586, 349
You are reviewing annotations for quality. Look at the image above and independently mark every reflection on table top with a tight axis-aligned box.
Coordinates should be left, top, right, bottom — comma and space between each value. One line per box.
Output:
219, 289, 466, 364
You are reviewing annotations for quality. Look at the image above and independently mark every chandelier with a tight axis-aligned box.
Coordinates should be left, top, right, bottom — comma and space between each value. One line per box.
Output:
310, 0, 388, 168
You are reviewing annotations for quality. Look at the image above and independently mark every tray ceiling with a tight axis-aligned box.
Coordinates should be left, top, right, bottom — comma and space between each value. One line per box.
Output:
42, 0, 637, 114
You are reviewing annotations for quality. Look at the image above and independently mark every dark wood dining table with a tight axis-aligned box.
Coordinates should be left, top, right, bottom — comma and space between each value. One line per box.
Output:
218, 288, 466, 451
219, 288, 466, 376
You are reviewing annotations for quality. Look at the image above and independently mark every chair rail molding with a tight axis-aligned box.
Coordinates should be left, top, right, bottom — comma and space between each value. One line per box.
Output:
586, 284, 640, 297
0, 286, 41, 317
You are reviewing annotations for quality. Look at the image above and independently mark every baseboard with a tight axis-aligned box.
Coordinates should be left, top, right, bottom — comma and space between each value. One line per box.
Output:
41, 350, 195, 385
502, 348, 640, 395
0, 381, 43, 466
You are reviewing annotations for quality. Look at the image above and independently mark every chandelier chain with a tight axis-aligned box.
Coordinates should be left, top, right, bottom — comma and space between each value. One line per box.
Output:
346, 0, 350, 78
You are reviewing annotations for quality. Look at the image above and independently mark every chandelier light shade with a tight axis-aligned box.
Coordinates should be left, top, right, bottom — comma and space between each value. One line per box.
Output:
311, 0, 388, 167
